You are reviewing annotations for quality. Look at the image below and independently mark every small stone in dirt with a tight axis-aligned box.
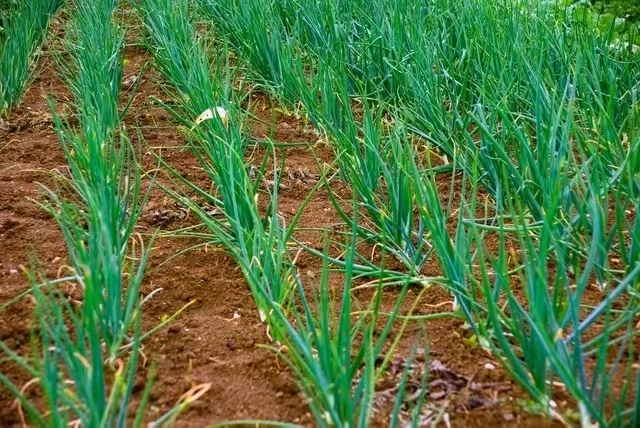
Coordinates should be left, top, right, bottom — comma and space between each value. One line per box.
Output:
123, 74, 138, 88
484, 362, 496, 370
226, 340, 237, 351
168, 324, 182, 333
429, 391, 447, 400
9, 269, 18, 275
502, 412, 515, 422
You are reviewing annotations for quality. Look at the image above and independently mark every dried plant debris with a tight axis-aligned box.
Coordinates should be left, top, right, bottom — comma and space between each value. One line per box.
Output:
373, 355, 501, 425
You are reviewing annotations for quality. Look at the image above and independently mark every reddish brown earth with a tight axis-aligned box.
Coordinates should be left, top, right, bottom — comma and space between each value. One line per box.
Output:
0, 45, 570, 428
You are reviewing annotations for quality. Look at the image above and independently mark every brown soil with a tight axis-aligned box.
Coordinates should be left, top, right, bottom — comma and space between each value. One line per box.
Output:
0, 47, 569, 428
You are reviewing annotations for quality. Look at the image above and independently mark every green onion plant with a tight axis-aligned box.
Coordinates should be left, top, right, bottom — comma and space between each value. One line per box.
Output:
264, 218, 428, 427
138, 0, 295, 320
0, 0, 63, 117
50, 0, 146, 359
0, 268, 148, 427
0, 0, 159, 424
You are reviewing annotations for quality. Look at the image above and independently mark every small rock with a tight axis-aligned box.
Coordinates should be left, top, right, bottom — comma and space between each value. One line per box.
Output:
430, 391, 447, 400
9, 269, 18, 275
226, 340, 237, 351
484, 362, 496, 370
122, 74, 138, 88
502, 413, 515, 422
